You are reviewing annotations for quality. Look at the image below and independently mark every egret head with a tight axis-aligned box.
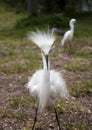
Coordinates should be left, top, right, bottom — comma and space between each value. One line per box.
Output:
28, 30, 56, 70
69, 18, 76, 25
28, 30, 56, 54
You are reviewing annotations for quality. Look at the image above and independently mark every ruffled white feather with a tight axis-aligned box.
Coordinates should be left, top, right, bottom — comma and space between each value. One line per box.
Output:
27, 69, 69, 112
28, 30, 56, 53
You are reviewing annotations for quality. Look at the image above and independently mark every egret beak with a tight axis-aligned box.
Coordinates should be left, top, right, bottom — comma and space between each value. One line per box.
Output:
45, 55, 48, 70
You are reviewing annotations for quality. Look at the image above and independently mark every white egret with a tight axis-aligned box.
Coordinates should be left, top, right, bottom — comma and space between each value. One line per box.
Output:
26, 30, 69, 130
61, 18, 76, 53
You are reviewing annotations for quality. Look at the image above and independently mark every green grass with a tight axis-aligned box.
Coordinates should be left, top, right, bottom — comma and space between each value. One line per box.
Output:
77, 46, 92, 59
0, 37, 41, 73
63, 57, 92, 72
70, 80, 92, 97
0, 3, 92, 75
10, 97, 25, 107
16, 110, 25, 120
22, 121, 33, 130
75, 16, 92, 38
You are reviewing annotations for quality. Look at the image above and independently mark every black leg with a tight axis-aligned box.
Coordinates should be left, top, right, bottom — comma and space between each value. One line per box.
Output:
54, 107, 61, 130
32, 107, 38, 130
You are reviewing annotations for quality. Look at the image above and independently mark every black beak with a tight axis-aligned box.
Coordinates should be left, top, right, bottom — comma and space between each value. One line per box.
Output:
45, 55, 48, 70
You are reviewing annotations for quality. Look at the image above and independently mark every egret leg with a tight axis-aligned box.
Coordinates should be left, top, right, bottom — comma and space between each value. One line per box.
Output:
69, 42, 72, 54
54, 107, 61, 130
32, 107, 38, 130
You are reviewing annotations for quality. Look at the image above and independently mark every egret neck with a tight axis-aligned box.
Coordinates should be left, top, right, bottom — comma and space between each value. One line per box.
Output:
70, 21, 74, 35
38, 52, 50, 112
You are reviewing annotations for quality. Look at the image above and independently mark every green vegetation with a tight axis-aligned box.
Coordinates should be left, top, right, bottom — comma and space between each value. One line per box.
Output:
10, 97, 26, 107
15, 13, 69, 30
0, 2, 91, 89
70, 80, 92, 97
22, 121, 33, 130
63, 57, 92, 72
16, 110, 25, 120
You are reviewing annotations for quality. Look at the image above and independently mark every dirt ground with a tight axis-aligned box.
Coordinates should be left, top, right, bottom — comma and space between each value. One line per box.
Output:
0, 53, 92, 130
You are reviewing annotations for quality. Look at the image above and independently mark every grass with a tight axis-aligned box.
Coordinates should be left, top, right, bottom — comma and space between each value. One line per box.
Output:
0, 37, 41, 73
0, 3, 92, 73
75, 15, 92, 38
77, 46, 92, 59
22, 121, 33, 130
70, 80, 92, 97
0, 109, 13, 118
16, 110, 25, 120
0, 61, 41, 74
63, 57, 92, 72
10, 96, 35, 108
63, 123, 89, 130
10, 97, 24, 107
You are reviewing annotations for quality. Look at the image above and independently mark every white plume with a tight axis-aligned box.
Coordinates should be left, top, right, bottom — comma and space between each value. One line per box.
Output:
28, 30, 56, 53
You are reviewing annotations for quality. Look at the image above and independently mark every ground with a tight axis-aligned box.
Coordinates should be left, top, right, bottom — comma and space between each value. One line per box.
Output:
0, 5, 92, 130
0, 49, 92, 130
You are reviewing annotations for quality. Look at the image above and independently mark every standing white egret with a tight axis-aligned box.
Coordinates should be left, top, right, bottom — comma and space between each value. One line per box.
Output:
61, 18, 76, 53
26, 30, 69, 130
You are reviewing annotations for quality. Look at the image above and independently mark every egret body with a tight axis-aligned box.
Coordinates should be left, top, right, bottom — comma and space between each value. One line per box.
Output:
27, 30, 69, 129
61, 19, 76, 52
